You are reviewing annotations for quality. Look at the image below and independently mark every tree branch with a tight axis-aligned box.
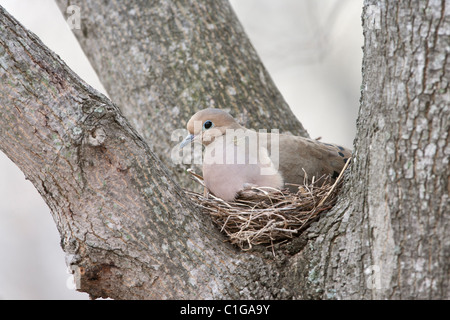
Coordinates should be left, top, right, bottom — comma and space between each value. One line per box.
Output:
0, 6, 282, 299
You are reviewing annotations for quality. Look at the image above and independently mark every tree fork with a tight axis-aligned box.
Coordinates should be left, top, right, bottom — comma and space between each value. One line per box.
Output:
1, 0, 448, 300
0, 6, 286, 300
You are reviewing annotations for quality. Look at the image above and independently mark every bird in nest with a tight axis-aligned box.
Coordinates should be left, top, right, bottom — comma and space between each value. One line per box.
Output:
180, 108, 351, 201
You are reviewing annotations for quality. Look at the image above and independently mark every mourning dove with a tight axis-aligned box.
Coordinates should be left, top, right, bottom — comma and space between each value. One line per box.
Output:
180, 108, 351, 201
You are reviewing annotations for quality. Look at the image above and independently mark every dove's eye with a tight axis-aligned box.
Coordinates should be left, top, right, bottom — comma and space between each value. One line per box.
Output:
203, 120, 213, 130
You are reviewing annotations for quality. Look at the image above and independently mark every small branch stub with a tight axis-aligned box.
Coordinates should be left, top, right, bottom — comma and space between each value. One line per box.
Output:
88, 127, 107, 147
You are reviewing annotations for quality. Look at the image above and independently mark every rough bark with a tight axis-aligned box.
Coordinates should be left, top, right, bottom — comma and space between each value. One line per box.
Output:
356, 0, 449, 299
0, 6, 283, 299
0, 0, 448, 300
55, 0, 308, 190
281, 0, 449, 299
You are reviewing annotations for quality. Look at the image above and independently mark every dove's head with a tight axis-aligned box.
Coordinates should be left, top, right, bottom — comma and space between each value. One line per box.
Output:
180, 108, 242, 148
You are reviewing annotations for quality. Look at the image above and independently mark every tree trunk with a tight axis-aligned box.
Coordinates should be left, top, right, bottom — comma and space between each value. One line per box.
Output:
0, 0, 448, 300
280, 0, 449, 299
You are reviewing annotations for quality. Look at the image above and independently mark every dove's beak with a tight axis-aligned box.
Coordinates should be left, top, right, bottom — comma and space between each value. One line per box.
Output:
179, 134, 195, 149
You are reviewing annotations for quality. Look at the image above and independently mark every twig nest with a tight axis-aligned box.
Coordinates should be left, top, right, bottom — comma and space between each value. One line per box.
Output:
184, 161, 350, 251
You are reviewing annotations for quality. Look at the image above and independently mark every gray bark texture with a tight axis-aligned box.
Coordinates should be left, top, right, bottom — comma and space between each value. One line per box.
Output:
0, 0, 448, 299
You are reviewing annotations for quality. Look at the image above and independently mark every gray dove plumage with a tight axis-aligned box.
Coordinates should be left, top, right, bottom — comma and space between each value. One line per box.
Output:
180, 108, 351, 201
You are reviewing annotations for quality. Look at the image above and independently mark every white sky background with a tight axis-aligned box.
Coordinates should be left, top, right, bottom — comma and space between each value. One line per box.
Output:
0, 0, 363, 299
